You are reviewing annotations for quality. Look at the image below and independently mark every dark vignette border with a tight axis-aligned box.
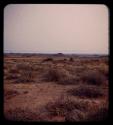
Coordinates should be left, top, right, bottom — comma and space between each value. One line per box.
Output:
0, 0, 112, 124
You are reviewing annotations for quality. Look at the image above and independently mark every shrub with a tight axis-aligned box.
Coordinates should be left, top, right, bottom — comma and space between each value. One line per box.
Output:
16, 63, 33, 71
85, 103, 108, 121
68, 85, 104, 98
65, 102, 108, 122
5, 107, 53, 122
45, 96, 89, 117
44, 67, 78, 84
44, 67, 68, 82
81, 70, 105, 85
15, 64, 35, 83
69, 57, 74, 62
102, 58, 108, 65
98, 65, 109, 78
5, 73, 19, 80
5, 108, 38, 121
9, 68, 19, 74
44, 68, 62, 82
42, 58, 53, 62
65, 109, 86, 122
4, 90, 19, 99
63, 59, 67, 61
16, 70, 35, 83
87, 107, 108, 121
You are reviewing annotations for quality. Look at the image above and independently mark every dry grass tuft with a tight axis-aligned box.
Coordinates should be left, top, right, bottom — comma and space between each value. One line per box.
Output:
9, 68, 19, 74
16, 70, 35, 83
69, 57, 74, 62
44, 67, 78, 84
5, 107, 54, 122
5, 108, 38, 121
87, 107, 108, 121
68, 85, 105, 98
65, 103, 108, 121
5, 73, 19, 80
85, 102, 108, 121
16, 63, 33, 71
4, 90, 19, 99
15, 63, 35, 83
81, 70, 105, 85
65, 109, 86, 122
42, 58, 53, 62
45, 96, 89, 117
98, 65, 108, 78
5, 66, 20, 80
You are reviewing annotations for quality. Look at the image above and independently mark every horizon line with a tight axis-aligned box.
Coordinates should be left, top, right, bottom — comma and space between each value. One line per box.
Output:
4, 52, 108, 55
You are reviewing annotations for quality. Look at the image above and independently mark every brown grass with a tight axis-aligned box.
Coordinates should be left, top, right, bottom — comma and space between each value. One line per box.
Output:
65, 109, 86, 122
69, 57, 74, 62
16, 63, 33, 71
65, 103, 108, 122
5, 74, 18, 80
65, 97, 108, 121
4, 90, 19, 99
44, 67, 79, 84
4, 55, 109, 122
45, 96, 89, 117
5, 108, 38, 121
81, 70, 105, 85
68, 85, 105, 98
16, 70, 35, 83
42, 58, 53, 62
98, 64, 108, 78
85, 102, 108, 121
9, 68, 19, 74
86, 107, 108, 121
15, 64, 35, 83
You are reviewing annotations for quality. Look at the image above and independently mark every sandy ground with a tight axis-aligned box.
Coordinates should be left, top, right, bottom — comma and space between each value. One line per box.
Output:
4, 55, 108, 121
4, 82, 108, 117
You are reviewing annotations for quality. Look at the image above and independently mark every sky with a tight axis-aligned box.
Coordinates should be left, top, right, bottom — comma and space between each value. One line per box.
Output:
4, 4, 109, 54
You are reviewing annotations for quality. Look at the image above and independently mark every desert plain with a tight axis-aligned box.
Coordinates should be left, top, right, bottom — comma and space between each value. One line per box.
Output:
4, 53, 109, 122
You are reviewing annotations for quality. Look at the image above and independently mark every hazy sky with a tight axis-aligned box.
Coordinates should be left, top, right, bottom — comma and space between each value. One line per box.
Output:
4, 4, 109, 54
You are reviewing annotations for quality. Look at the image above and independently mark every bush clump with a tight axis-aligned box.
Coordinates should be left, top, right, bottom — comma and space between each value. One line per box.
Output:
45, 96, 89, 117
65, 109, 86, 122
16, 70, 35, 83
5, 108, 38, 121
42, 58, 53, 62
9, 68, 19, 74
81, 70, 105, 85
4, 90, 19, 99
69, 57, 74, 62
16, 64, 35, 83
85, 103, 108, 121
16, 63, 33, 71
68, 85, 105, 98
44, 67, 78, 84
5, 74, 19, 80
